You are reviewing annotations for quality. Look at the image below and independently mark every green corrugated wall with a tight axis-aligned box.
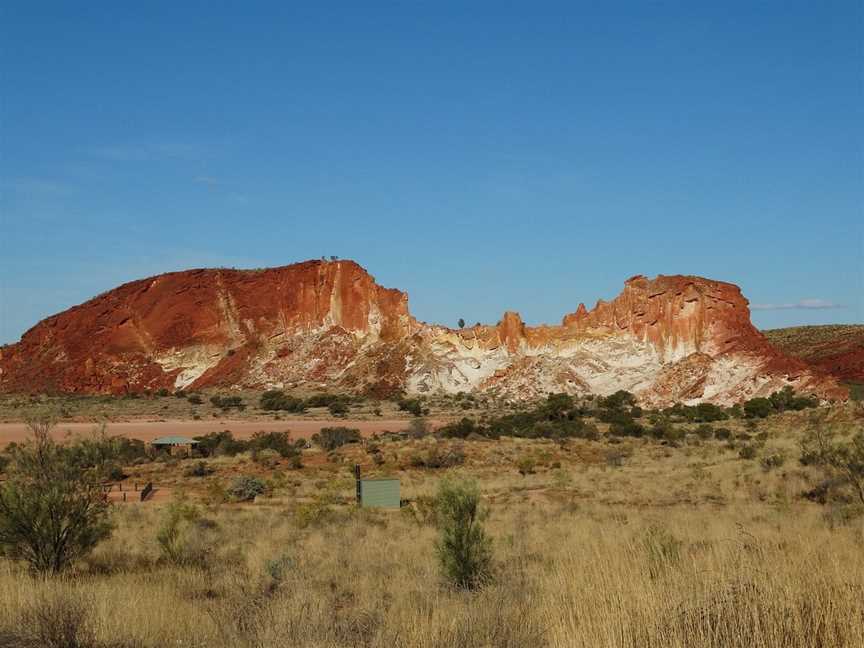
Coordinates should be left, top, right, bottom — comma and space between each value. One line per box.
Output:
360, 479, 400, 508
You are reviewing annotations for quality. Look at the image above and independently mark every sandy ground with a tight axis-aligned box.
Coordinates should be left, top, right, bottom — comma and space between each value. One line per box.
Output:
0, 418, 415, 447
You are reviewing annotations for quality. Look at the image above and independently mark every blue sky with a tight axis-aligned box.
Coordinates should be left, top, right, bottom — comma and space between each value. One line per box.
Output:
1, 1, 861, 344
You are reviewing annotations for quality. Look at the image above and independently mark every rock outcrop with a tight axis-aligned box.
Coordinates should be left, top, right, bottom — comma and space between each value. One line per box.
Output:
0, 260, 847, 405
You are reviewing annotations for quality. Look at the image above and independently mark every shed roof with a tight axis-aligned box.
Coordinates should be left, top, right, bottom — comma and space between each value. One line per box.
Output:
151, 436, 198, 445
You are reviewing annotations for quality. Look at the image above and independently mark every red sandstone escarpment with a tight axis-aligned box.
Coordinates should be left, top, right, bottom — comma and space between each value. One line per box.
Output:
0, 260, 847, 404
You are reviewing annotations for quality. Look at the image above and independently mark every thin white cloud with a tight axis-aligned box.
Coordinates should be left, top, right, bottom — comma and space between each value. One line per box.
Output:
751, 299, 845, 311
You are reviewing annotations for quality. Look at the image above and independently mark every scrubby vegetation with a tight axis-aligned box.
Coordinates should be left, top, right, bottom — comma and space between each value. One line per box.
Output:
0, 417, 113, 573
0, 393, 859, 647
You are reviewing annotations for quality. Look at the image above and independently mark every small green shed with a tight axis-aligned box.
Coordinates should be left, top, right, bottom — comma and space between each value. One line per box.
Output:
359, 477, 400, 509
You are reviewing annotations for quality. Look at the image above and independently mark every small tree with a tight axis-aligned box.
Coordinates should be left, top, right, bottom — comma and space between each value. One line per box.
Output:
458, 318, 465, 329
801, 425, 864, 506
0, 415, 113, 573
434, 478, 493, 590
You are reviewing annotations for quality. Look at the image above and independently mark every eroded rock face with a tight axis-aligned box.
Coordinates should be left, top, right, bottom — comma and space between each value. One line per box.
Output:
0, 260, 847, 405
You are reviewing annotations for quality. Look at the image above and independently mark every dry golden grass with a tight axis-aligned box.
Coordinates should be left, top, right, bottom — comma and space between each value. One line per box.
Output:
1, 405, 862, 647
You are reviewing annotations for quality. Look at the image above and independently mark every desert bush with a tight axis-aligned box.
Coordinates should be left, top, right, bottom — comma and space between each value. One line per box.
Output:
434, 478, 493, 590
516, 456, 536, 475
252, 448, 281, 467
0, 416, 113, 573
14, 590, 95, 648
800, 425, 864, 505
194, 430, 249, 457
186, 393, 203, 405
410, 445, 466, 469
156, 499, 213, 568
228, 475, 268, 502
328, 400, 349, 417
609, 420, 645, 438
313, 427, 361, 451
210, 395, 244, 410
259, 390, 306, 412
599, 390, 637, 410
438, 417, 480, 439
760, 452, 786, 471
249, 430, 299, 458
397, 397, 425, 417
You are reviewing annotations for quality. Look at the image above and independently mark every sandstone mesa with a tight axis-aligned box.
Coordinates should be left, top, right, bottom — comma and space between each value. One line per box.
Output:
0, 259, 846, 405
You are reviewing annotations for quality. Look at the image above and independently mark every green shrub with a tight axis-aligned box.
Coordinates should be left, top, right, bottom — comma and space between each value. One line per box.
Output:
312, 427, 361, 451
227, 476, 267, 502
249, 430, 299, 458
434, 478, 493, 590
259, 390, 306, 412
305, 393, 340, 408
516, 456, 536, 475
600, 390, 637, 410
156, 499, 212, 567
397, 397, 424, 417
328, 400, 349, 417
0, 417, 113, 573
438, 417, 480, 439
194, 430, 249, 457
186, 394, 203, 405
210, 395, 244, 410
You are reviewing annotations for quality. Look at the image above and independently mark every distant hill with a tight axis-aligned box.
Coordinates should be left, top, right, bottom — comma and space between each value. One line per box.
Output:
763, 325, 864, 384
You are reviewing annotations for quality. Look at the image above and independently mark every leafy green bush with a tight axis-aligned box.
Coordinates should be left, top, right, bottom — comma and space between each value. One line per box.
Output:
249, 430, 299, 458
434, 478, 493, 590
305, 393, 340, 408
210, 395, 244, 410
227, 476, 267, 502
312, 427, 361, 451
194, 430, 249, 457
156, 500, 212, 567
397, 397, 424, 417
0, 418, 113, 573
743, 398, 773, 419
328, 400, 349, 417
599, 390, 637, 410
259, 390, 306, 412
609, 420, 645, 438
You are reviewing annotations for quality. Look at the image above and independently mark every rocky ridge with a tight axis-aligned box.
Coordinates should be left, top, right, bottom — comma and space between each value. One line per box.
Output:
0, 260, 847, 405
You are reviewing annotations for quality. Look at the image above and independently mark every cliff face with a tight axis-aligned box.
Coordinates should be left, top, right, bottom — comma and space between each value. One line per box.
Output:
0, 260, 847, 405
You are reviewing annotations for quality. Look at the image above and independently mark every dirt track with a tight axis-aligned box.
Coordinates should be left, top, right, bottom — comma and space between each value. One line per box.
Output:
0, 418, 415, 447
